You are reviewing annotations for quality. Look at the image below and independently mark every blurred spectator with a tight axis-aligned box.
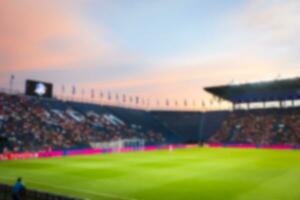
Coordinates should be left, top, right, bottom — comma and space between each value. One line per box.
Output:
11, 177, 26, 200
0, 93, 165, 153
209, 110, 300, 145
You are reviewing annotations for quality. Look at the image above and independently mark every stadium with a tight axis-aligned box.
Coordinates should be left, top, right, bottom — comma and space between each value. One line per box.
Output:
1, 1, 300, 200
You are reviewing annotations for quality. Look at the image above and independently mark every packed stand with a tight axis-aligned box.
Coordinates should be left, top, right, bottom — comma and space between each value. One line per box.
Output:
209, 109, 300, 145
0, 93, 166, 153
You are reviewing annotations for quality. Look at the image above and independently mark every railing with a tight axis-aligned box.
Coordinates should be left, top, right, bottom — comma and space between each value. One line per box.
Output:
0, 184, 82, 200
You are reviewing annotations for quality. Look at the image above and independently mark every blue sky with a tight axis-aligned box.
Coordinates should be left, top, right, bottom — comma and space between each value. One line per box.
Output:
0, 0, 300, 109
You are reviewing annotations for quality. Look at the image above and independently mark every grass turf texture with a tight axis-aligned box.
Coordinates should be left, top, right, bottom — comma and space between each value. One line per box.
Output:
1, 148, 300, 200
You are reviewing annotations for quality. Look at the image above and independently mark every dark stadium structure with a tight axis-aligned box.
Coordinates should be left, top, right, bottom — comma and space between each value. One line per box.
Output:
0, 77, 300, 153
203, 77, 300, 145
204, 77, 300, 105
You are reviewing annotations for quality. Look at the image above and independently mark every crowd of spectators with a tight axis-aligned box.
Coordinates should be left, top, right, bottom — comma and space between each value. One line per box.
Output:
3, 91, 300, 152
0, 93, 165, 153
209, 110, 300, 145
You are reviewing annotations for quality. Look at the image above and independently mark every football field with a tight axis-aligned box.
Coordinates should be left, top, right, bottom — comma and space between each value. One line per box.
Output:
1, 148, 300, 200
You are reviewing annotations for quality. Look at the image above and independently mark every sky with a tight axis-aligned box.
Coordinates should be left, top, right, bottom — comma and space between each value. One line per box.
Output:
0, 0, 300, 109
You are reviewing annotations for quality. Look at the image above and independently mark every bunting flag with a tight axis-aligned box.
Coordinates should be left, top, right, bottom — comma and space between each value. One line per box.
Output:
91, 89, 95, 99
129, 96, 133, 103
115, 93, 119, 101
165, 99, 169, 106
174, 100, 178, 107
72, 85, 76, 96
9, 75, 15, 93
81, 89, 85, 97
10, 75, 15, 83
135, 96, 139, 104
61, 85, 65, 94
184, 99, 188, 107
99, 91, 104, 99
107, 92, 112, 100
122, 94, 126, 103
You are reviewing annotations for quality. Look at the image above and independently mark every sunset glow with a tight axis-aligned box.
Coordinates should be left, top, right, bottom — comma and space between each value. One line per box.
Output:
1, 0, 300, 109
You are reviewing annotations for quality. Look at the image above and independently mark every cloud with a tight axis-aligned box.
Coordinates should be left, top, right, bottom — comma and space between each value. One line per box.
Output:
0, 0, 136, 73
79, 53, 291, 100
236, 0, 300, 60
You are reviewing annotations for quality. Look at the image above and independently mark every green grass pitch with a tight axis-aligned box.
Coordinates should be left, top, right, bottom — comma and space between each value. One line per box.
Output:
1, 148, 300, 200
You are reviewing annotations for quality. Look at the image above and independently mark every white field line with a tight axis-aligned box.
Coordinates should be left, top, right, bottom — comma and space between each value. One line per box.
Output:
0, 176, 138, 200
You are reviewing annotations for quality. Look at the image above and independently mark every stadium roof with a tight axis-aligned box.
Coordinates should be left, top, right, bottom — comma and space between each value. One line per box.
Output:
204, 77, 300, 103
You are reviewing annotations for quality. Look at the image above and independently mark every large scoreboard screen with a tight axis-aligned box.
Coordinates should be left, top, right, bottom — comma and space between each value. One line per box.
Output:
25, 80, 53, 98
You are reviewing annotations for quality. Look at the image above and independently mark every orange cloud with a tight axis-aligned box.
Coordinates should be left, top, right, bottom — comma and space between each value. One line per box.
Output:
79, 54, 293, 100
0, 0, 135, 73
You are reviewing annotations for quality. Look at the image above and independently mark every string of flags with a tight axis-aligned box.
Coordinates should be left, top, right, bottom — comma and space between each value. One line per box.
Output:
52, 85, 225, 110
5, 75, 226, 110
